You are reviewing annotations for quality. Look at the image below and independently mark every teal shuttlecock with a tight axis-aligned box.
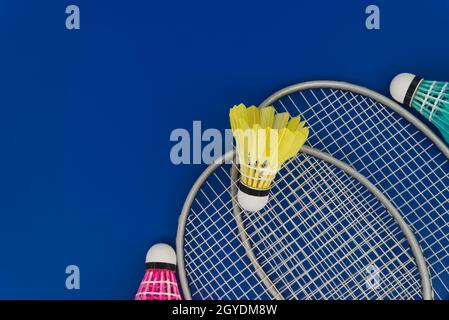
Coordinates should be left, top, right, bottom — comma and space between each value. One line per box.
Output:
390, 73, 449, 143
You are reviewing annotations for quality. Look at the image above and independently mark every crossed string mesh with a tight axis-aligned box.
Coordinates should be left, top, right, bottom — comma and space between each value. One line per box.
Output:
183, 153, 423, 300
266, 88, 449, 299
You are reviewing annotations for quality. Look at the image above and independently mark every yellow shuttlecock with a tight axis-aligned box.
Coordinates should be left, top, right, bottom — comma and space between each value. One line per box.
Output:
230, 103, 309, 211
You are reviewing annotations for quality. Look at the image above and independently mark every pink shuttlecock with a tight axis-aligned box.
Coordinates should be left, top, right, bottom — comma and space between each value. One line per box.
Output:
135, 243, 182, 300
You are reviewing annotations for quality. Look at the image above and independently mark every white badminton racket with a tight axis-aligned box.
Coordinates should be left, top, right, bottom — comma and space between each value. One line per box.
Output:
177, 146, 433, 300
256, 81, 449, 299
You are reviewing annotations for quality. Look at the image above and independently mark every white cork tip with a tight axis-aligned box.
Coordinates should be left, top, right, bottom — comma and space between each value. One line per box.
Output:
237, 189, 269, 212
145, 243, 177, 265
390, 73, 417, 104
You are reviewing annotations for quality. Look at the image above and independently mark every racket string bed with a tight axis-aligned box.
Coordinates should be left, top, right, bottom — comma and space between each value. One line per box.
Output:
245, 155, 421, 300
268, 86, 449, 298
181, 150, 428, 300
272, 159, 418, 299
184, 175, 272, 299
185, 171, 291, 299
183, 164, 369, 298
243, 161, 382, 299
265, 163, 389, 298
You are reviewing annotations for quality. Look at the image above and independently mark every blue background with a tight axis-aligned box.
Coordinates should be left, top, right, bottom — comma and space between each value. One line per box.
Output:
0, 0, 448, 299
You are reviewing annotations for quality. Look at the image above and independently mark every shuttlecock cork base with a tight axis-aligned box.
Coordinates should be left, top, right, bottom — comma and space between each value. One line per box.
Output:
237, 180, 270, 212
390, 73, 423, 105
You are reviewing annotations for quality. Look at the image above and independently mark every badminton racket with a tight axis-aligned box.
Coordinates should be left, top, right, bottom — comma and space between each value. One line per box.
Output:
256, 81, 449, 299
176, 146, 433, 300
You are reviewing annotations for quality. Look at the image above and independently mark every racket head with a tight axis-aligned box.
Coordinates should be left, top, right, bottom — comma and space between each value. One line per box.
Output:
258, 81, 449, 299
177, 147, 432, 300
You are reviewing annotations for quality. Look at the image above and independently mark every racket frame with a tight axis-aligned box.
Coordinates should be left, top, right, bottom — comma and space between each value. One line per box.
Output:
177, 80, 448, 300
177, 145, 433, 300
